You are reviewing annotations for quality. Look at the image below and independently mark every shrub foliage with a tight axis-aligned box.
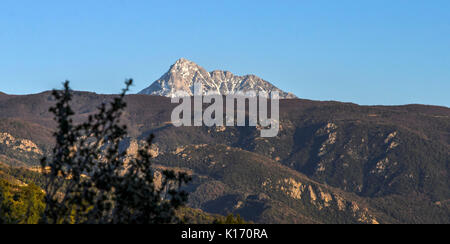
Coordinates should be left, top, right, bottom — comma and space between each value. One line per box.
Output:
40, 80, 190, 224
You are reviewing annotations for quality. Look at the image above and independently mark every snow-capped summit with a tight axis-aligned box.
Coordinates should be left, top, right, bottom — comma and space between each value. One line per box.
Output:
138, 58, 297, 99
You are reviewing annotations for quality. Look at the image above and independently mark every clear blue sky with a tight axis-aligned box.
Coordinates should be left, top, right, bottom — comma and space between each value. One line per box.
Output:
0, 0, 449, 106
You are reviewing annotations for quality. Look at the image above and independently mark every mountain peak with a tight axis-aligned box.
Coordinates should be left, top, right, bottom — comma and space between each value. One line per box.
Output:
168, 58, 204, 74
139, 59, 297, 99
173, 58, 197, 67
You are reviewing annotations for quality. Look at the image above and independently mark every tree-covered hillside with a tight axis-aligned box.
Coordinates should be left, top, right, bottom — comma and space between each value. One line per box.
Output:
0, 91, 448, 223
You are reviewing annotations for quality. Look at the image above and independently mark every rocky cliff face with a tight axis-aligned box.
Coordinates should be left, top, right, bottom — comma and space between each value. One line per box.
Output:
139, 58, 297, 98
0, 132, 42, 155
0, 132, 43, 167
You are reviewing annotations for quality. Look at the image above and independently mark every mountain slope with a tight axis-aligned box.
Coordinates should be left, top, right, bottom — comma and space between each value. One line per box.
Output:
155, 143, 384, 224
0, 92, 448, 223
139, 58, 297, 99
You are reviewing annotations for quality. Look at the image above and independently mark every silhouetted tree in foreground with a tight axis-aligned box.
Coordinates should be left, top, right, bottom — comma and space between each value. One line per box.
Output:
41, 80, 190, 224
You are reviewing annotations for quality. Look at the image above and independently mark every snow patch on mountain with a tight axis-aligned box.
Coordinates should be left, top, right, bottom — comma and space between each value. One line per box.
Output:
139, 58, 297, 99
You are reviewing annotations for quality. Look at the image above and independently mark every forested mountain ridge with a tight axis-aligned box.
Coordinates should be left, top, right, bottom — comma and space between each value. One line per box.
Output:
0, 91, 448, 223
